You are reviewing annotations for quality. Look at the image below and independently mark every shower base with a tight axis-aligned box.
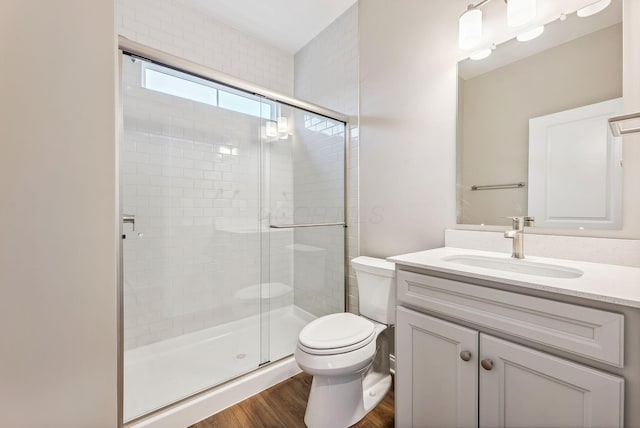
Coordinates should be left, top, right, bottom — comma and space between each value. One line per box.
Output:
124, 305, 314, 422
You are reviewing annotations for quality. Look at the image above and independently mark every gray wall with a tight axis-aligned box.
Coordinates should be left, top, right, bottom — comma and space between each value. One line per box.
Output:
359, 0, 459, 257
0, 1, 118, 427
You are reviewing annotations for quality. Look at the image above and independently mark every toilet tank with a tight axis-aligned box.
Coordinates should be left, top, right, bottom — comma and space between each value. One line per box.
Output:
351, 256, 396, 324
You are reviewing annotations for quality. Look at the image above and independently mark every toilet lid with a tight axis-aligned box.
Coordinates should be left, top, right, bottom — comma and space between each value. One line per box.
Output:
298, 313, 375, 351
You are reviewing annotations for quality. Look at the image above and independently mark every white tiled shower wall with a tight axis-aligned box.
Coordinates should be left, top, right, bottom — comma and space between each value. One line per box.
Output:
294, 4, 360, 314
117, 0, 294, 95
121, 61, 293, 349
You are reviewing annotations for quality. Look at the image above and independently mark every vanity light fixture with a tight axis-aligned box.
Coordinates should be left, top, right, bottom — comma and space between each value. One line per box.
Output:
277, 116, 289, 139
265, 120, 278, 138
459, 0, 537, 50
517, 25, 544, 42
459, 5, 483, 50
577, 0, 611, 17
277, 116, 288, 133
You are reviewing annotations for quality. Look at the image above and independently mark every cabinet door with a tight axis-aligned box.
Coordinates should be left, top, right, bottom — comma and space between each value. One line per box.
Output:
479, 334, 624, 428
396, 307, 478, 428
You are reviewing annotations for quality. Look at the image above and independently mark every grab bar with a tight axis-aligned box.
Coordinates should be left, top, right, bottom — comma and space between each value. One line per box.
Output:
471, 182, 526, 191
270, 222, 346, 229
609, 112, 640, 137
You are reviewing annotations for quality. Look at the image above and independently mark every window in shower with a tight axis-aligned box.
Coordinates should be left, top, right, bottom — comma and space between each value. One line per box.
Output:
143, 64, 274, 119
121, 53, 346, 422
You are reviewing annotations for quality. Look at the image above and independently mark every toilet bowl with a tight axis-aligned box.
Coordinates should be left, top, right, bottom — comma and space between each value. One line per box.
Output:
294, 256, 396, 428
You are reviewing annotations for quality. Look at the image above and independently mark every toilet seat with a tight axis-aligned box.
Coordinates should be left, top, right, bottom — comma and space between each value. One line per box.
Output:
298, 313, 376, 356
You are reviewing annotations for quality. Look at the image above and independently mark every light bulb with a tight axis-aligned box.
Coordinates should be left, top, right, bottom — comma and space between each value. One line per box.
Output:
459, 6, 482, 50
507, 0, 537, 27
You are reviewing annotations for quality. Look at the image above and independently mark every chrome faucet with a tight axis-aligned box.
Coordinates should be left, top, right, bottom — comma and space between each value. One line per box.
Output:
504, 216, 535, 259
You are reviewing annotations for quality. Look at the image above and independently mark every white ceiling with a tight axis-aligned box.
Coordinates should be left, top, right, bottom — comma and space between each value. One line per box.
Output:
176, 0, 358, 54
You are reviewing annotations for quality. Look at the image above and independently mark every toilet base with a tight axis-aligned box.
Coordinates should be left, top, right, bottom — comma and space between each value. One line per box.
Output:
303, 371, 392, 428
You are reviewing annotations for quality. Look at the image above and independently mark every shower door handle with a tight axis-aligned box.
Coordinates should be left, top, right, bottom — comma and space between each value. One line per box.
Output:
123, 214, 136, 231
269, 222, 346, 229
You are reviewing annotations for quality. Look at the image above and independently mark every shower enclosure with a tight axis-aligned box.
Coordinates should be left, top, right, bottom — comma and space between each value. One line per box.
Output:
119, 42, 347, 421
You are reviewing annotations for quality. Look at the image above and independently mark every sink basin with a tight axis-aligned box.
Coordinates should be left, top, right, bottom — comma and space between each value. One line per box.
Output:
442, 255, 584, 279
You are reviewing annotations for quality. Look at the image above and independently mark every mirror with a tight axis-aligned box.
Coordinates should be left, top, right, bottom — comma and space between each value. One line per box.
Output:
457, 0, 623, 229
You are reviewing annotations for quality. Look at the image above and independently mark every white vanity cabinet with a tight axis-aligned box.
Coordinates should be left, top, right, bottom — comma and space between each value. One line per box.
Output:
395, 270, 625, 428
396, 307, 478, 428
480, 333, 623, 428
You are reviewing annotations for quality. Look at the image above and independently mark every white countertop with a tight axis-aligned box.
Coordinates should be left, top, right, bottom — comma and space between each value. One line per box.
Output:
388, 247, 640, 308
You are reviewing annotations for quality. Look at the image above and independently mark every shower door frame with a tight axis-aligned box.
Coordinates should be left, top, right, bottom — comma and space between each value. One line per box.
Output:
116, 36, 351, 426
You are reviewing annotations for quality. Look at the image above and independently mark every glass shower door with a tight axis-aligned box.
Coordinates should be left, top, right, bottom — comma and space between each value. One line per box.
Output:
263, 104, 347, 363
121, 55, 267, 421
120, 50, 348, 422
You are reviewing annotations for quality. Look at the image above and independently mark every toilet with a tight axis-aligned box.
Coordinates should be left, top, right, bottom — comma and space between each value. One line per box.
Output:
294, 256, 396, 428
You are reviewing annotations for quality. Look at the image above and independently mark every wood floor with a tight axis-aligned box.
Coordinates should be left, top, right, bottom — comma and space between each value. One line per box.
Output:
189, 372, 394, 428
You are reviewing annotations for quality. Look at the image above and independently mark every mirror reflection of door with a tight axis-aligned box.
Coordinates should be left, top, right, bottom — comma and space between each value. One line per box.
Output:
528, 98, 623, 229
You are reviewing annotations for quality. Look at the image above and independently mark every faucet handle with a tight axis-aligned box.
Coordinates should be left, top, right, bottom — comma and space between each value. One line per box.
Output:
506, 216, 524, 229
524, 216, 535, 227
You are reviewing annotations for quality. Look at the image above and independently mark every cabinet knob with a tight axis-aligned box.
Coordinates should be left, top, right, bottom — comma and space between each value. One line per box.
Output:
459, 351, 472, 362
481, 359, 494, 371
